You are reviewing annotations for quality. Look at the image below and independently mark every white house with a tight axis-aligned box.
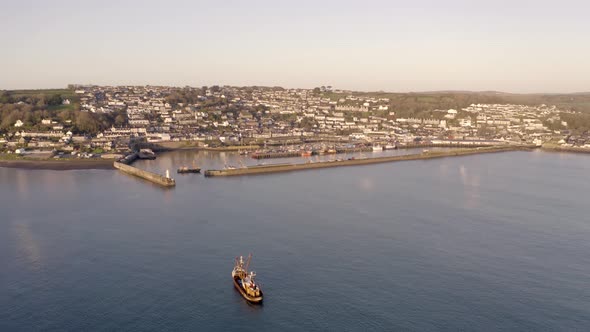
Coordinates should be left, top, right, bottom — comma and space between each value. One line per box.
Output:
349, 133, 367, 140
460, 118, 472, 127
14, 120, 24, 127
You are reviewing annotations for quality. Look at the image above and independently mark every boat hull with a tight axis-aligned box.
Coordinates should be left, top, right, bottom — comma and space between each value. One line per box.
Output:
138, 154, 156, 160
233, 277, 263, 303
177, 168, 201, 174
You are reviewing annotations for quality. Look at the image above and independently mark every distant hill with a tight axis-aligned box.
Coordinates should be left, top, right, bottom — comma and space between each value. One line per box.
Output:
326, 90, 590, 114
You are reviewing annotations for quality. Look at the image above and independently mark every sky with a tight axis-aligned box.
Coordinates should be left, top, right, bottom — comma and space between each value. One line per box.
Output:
1, 0, 589, 93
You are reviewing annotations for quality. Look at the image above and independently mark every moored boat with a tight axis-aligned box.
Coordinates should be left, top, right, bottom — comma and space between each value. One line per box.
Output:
232, 254, 263, 303
177, 166, 201, 174
138, 148, 156, 159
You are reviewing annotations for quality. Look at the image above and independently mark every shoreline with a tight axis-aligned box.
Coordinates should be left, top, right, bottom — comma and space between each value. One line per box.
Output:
3, 145, 587, 172
0, 158, 116, 170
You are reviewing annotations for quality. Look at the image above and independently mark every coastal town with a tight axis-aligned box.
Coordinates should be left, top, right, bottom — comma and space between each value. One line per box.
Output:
1, 85, 589, 161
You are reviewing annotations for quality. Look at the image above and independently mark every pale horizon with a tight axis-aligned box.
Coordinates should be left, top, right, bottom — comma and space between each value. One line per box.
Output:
1, 0, 589, 93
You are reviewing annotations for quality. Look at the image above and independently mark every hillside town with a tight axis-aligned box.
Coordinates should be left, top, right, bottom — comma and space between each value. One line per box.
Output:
1, 85, 588, 158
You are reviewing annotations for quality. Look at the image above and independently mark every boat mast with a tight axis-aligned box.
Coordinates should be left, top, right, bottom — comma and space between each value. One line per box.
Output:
244, 253, 252, 273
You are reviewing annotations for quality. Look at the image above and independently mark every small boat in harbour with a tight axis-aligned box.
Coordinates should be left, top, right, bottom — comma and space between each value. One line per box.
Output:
177, 166, 201, 174
138, 148, 156, 159
232, 254, 263, 303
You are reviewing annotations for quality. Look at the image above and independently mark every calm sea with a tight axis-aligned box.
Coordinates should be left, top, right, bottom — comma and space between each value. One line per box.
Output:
1, 150, 589, 331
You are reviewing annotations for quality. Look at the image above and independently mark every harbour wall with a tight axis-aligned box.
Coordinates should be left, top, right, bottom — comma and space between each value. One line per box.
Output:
245, 143, 508, 160
541, 146, 590, 154
398, 142, 504, 149
113, 161, 176, 187
204, 145, 534, 177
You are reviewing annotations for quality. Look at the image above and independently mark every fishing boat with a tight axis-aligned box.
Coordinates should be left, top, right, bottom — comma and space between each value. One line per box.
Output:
138, 148, 156, 159
232, 254, 263, 303
372, 145, 383, 152
177, 166, 201, 174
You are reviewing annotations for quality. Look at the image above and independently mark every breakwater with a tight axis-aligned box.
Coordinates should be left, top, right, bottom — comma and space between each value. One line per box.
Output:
541, 146, 590, 154
251, 147, 375, 159
204, 145, 534, 177
113, 161, 176, 187
237, 143, 508, 160
398, 142, 503, 149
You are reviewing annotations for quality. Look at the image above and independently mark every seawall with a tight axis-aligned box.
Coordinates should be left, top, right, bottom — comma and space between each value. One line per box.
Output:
204, 145, 534, 177
541, 146, 590, 154
113, 161, 176, 187
398, 142, 503, 149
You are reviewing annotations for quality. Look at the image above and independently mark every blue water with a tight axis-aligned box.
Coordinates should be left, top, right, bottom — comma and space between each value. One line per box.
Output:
1, 150, 590, 331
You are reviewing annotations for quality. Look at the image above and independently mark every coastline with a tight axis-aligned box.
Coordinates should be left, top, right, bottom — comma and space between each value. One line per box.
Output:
4, 144, 588, 173
0, 158, 116, 170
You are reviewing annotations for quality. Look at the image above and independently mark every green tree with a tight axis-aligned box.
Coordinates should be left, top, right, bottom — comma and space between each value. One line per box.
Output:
115, 114, 127, 126
75, 112, 99, 134
47, 94, 63, 106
